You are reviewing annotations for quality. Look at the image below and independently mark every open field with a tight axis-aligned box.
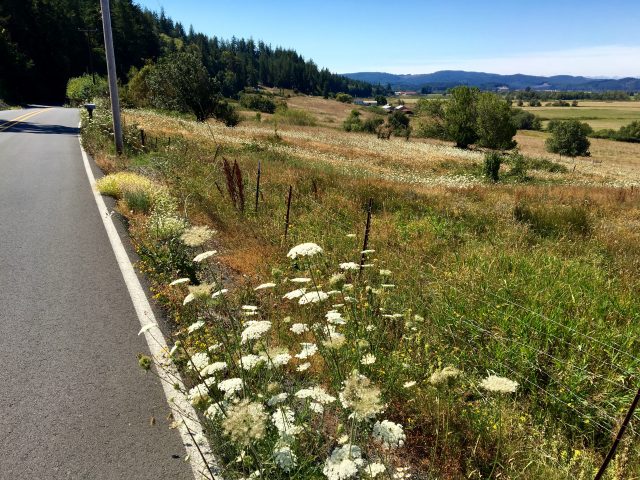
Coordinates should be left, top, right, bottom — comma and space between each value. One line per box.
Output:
83, 97, 640, 479
522, 100, 640, 130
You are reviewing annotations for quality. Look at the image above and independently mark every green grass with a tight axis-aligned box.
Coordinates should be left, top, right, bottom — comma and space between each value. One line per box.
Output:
524, 101, 640, 130
82, 106, 640, 479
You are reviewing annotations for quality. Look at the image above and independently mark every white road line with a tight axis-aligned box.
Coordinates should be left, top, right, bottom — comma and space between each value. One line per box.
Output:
77, 123, 220, 480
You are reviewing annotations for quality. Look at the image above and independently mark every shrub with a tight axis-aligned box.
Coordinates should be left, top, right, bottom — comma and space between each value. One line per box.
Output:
591, 121, 640, 143
274, 106, 317, 126
335, 92, 353, 103
483, 152, 502, 182
123, 188, 153, 214
507, 152, 528, 181
66, 74, 109, 106
343, 110, 363, 132
546, 120, 591, 157
511, 108, 542, 130
239, 93, 277, 114
362, 117, 384, 133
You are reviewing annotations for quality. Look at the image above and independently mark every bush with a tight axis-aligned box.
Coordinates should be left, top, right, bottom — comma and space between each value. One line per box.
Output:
507, 152, 528, 181
362, 117, 384, 133
592, 121, 640, 143
388, 111, 411, 138
483, 151, 502, 182
511, 108, 542, 130
335, 92, 353, 103
239, 93, 277, 114
66, 75, 109, 106
546, 120, 591, 157
343, 110, 363, 132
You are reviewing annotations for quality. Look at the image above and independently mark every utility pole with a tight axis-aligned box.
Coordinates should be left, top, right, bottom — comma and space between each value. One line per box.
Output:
78, 28, 97, 85
99, 0, 123, 154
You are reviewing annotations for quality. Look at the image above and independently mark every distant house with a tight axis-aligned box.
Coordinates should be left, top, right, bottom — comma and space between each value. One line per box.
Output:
362, 100, 378, 107
381, 104, 394, 113
394, 91, 418, 96
353, 99, 366, 106
497, 86, 509, 93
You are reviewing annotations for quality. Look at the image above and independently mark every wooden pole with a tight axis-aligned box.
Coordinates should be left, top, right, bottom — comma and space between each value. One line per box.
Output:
594, 386, 640, 480
284, 185, 293, 239
359, 198, 373, 274
140, 129, 145, 147
99, 0, 123, 154
254, 160, 261, 212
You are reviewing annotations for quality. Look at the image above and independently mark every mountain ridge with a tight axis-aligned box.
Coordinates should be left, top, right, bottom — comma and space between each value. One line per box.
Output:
342, 70, 640, 92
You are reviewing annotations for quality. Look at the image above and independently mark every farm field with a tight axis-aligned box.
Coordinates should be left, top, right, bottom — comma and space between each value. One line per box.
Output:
85, 96, 640, 479
522, 100, 640, 130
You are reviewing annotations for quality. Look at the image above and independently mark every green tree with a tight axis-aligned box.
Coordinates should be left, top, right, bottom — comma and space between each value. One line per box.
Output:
444, 86, 479, 148
545, 120, 591, 157
476, 92, 517, 150
374, 95, 387, 106
335, 92, 353, 103
66, 74, 109, 106
343, 110, 363, 132
388, 111, 412, 140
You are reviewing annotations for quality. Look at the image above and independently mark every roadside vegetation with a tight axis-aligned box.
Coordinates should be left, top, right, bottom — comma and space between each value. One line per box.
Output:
81, 85, 640, 478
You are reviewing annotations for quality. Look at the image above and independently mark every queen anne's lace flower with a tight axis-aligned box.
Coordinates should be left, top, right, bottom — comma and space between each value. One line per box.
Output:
339, 370, 384, 421
287, 242, 323, 259
366, 463, 386, 478
241, 321, 272, 344
373, 420, 406, 449
360, 353, 376, 365
273, 444, 297, 472
170, 277, 190, 286
267, 392, 289, 406
222, 399, 268, 445
295, 342, 318, 359
272, 406, 302, 438
299, 291, 329, 305
187, 352, 209, 372
283, 288, 307, 300
323, 444, 364, 480
339, 262, 360, 271
187, 383, 210, 406
217, 378, 244, 397
193, 250, 217, 262
187, 320, 205, 333
480, 374, 518, 393
295, 386, 336, 405
254, 282, 276, 290
290, 323, 309, 335
290, 277, 311, 283
429, 366, 461, 385
200, 361, 227, 378
180, 225, 215, 247
240, 354, 265, 370
326, 310, 346, 325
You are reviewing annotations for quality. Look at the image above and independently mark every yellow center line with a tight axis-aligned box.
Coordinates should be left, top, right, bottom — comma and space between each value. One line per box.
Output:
0, 108, 51, 133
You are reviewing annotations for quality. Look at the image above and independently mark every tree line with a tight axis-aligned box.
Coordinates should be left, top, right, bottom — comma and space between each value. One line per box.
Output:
0, 0, 378, 103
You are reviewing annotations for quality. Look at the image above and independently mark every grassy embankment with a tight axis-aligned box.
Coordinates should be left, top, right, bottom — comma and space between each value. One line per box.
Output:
83, 96, 640, 479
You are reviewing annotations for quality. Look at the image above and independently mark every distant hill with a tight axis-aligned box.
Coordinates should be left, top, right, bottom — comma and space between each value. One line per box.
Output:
342, 71, 640, 92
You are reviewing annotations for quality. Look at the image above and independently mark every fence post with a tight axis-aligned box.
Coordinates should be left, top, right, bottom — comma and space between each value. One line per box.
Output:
255, 161, 261, 212
594, 386, 640, 480
284, 185, 293, 239
359, 198, 373, 274
140, 128, 145, 147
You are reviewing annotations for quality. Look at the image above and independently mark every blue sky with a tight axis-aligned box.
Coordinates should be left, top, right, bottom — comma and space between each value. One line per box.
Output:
134, 0, 640, 77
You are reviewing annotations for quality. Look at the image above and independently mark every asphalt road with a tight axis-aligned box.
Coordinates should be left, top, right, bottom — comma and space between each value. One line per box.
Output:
0, 107, 193, 479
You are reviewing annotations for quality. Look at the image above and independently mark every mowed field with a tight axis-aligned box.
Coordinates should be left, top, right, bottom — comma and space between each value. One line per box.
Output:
521, 100, 640, 130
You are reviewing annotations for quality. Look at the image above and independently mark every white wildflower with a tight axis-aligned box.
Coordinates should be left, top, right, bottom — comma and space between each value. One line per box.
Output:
187, 384, 210, 406
346, 233, 356, 238
170, 278, 190, 286
323, 326, 346, 349
299, 291, 329, 305
429, 366, 461, 385
287, 242, 323, 259
242, 305, 258, 311
211, 288, 228, 298
403, 381, 417, 389
290, 323, 309, 335
217, 378, 244, 397
240, 354, 265, 370
365, 324, 376, 332
268, 351, 292, 368
480, 374, 519, 394
200, 361, 227, 378
323, 444, 364, 480
297, 362, 311, 372
222, 399, 267, 445
205, 402, 225, 420
326, 310, 346, 325
193, 250, 217, 262
295, 386, 336, 405
379, 269, 392, 276
183, 293, 195, 305
382, 313, 403, 319
361, 249, 375, 254
339, 262, 360, 271
254, 282, 276, 290
273, 444, 297, 472
381, 284, 396, 289
272, 406, 302, 438
340, 370, 385, 421
187, 320, 205, 334
361, 353, 376, 365
267, 392, 288, 406
180, 225, 215, 247
295, 342, 318, 360
283, 288, 307, 300
373, 420, 406, 449
187, 352, 209, 372
290, 277, 311, 283
329, 273, 346, 287
241, 321, 272, 344
365, 463, 386, 478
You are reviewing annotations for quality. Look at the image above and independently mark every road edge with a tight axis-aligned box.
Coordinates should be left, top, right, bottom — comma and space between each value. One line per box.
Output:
76, 124, 220, 480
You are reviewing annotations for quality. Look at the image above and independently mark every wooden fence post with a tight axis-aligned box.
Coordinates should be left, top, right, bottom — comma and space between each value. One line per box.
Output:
359, 198, 373, 274
284, 185, 293, 239
255, 161, 261, 212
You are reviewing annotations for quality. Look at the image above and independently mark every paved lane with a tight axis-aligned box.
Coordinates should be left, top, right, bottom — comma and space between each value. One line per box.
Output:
0, 108, 193, 479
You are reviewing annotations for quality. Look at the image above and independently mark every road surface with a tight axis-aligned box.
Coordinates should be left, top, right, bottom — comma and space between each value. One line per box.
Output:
0, 107, 193, 479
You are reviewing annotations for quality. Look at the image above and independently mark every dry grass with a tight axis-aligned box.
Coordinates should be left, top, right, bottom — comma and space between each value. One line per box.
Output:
286, 95, 363, 127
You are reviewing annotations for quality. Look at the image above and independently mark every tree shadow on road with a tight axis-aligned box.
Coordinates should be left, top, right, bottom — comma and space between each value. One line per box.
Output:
0, 121, 79, 136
